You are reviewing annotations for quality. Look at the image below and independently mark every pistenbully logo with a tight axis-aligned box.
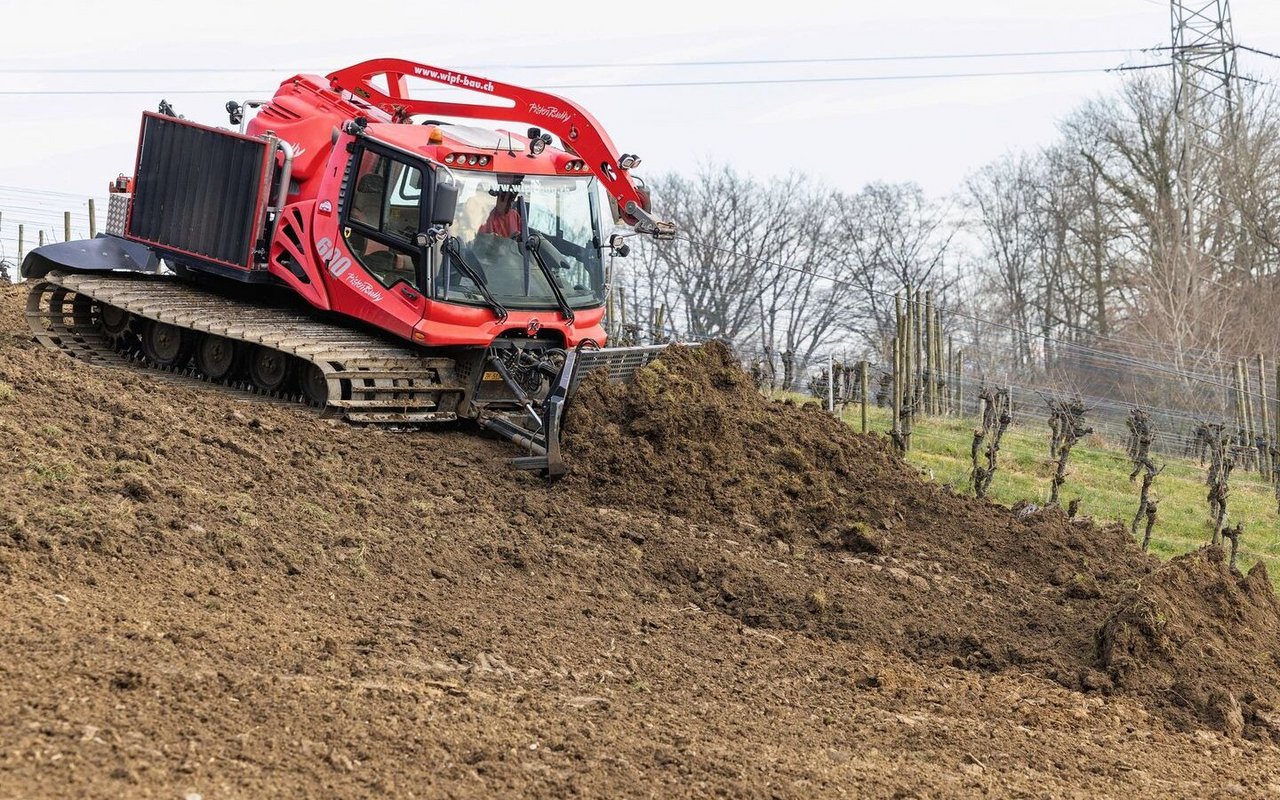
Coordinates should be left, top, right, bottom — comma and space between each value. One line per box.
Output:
529, 104, 571, 122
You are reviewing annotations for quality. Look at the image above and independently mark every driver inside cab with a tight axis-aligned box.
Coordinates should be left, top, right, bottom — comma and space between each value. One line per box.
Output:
479, 189, 521, 238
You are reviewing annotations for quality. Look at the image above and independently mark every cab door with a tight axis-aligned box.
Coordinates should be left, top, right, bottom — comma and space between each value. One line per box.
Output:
326, 145, 428, 340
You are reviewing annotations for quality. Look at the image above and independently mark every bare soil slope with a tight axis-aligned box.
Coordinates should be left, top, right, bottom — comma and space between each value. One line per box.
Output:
2, 288, 1280, 798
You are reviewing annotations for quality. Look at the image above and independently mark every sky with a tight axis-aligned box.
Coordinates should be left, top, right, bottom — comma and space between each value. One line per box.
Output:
2, 0, 1280, 208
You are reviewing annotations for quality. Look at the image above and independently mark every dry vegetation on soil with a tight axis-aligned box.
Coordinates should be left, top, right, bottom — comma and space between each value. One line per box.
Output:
2, 284, 1280, 798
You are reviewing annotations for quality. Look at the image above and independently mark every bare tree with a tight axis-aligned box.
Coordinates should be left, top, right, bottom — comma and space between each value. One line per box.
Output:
642, 166, 772, 343
841, 182, 959, 357
965, 153, 1045, 371
756, 176, 863, 387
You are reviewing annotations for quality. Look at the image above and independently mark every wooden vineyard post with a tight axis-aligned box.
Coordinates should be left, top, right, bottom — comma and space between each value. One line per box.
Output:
956, 349, 964, 418
605, 288, 616, 341
17, 224, 23, 261
893, 290, 910, 453
653, 303, 668, 344
827, 354, 835, 415
616, 288, 630, 345
905, 293, 916, 452
860, 360, 869, 434
1242, 358, 1257, 472
903, 287, 913, 410
935, 305, 944, 416
946, 335, 955, 415
1233, 363, 1245, 460
88, 199, 97, 238
892, 292, 904, 452
1259, 354, 1271, 477
913, 289, 923, 416
892, 336, 904, 452
63, 211, 71, 244
924, 290, 935, 415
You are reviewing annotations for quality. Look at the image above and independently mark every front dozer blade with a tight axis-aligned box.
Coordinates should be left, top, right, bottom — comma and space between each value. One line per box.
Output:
490, 344, 674, 479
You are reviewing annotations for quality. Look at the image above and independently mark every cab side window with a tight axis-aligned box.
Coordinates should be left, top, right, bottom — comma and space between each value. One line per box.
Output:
344, 151, 423, 290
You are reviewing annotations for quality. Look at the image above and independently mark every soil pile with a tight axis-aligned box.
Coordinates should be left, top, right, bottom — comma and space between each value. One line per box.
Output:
3, 290, 1280, 797
564, 341, 1280, 731
563, 342, 895, 544
1098, 545, 1280, 739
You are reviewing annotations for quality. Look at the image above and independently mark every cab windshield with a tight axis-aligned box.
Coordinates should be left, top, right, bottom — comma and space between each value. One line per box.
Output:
443, 173, 605, 310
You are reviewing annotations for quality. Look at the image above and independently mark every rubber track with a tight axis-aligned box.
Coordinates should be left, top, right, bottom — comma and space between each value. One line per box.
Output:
25, 271, 466, 424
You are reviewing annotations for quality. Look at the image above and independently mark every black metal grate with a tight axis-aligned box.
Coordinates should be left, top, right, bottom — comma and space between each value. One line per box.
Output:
127, 113, 268, 269
569, 344, 676, 394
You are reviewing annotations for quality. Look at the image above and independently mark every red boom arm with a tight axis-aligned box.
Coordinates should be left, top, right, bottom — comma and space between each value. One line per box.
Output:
325, 58, 673, 235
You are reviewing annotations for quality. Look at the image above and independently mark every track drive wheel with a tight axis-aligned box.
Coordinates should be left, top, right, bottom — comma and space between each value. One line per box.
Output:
97, 303, 134, 345
300, 362, 329, 406
141, 319, 192, 368
195, 334, 240, 381
247, 346, 295, 393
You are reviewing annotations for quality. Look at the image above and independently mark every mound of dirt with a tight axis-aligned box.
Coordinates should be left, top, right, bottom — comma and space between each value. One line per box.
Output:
1097, 545, 1280, 739
563, 341, 1280, 736
563, 342, 895, 546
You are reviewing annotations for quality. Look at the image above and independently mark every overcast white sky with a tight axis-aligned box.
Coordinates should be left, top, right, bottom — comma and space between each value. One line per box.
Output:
2, 0, 1280, 203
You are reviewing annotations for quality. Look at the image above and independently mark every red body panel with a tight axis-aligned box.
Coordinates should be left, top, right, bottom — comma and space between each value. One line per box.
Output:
411, 303, 606, 348
266, 201, 330, 310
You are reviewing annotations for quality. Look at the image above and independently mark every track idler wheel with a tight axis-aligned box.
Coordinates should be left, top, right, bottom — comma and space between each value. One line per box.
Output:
195, 334, 240, 381
247, 346, 295, 393
300, 362, 329, 406
141, 319, 193, 368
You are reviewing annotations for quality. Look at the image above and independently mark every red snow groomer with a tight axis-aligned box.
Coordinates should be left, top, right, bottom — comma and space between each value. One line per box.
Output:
23, 58, 676, 476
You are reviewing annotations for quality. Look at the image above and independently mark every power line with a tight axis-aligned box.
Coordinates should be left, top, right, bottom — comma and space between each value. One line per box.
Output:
1236, 44, 1280, 61
540, 68, 1113, 89
0, 67, 1120, 96
0, 49, 1145, 75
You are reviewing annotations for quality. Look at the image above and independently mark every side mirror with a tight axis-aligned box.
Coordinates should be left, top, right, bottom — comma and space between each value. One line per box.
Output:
431, 179, 458, 226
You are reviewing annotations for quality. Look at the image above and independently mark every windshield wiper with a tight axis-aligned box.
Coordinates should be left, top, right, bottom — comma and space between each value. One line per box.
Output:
442, 236, 508, 321
522, 234, 576, 324
513, 197, 575, 324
